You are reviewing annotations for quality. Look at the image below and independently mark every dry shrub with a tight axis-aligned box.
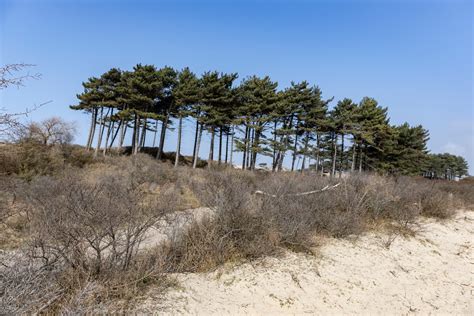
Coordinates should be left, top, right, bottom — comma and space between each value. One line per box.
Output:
1, 152, 467, 311
436, 179, 474, 211
162, 209, 277, 273
0, 143, 94, 179
0, 158, 181, 312
162, 169, 278, 272
256, 173, 369, 241
417, 186, 453, 219
0, 252, 63, 315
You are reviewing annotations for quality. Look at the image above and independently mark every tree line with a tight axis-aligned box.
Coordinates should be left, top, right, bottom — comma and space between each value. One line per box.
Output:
71, 64, 469, 178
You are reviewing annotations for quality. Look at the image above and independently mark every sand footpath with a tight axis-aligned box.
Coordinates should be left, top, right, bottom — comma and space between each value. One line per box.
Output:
139, 210, 473, 315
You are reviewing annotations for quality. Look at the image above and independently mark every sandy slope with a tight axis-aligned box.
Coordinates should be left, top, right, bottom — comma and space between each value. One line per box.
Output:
139, 210, 474, 315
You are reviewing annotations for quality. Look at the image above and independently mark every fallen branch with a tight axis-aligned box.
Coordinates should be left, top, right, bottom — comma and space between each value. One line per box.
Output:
254, 183, 340, 198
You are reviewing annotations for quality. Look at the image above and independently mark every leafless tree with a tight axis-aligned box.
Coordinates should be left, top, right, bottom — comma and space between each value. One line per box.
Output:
0, 64, 46, 140
19, 117, 77, 145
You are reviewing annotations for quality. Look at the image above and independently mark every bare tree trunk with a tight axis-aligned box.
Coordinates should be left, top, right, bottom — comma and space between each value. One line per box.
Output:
152, 120, 158, 147
249, 127, 256, 170
247, 127, 254, 170
251, 125, 262, 170
339, 133, 344, 178
86, 108, 98, 151
242, 125, 249, 170
157, 114, 169, 159
131, 115, 137, 154
133, 114, 140, 156
351, 139, 357, 172
102, 109, 114, 156
358, 143, 363, 173
225, 129, 229, 164
94, 107, 105, 158
229, 127, 234, 166
272, 121, 277, 170
291, 133, 299, 171
174, 116, 182, 168
192, 116, 200, 165
300, 134, 309, 172
218, 127, 223, 165
331, 133, 337, 177
208, 128, 214, 168
278, 115, 294, 172
119, 121, 127, 150
139, 118, 147, 150
315, 133, 320, 173
192, 123, 203, 169
109, 119, 122, 150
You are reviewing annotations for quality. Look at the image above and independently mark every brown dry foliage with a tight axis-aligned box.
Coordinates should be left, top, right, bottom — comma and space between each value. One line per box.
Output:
1, 151, 472, 313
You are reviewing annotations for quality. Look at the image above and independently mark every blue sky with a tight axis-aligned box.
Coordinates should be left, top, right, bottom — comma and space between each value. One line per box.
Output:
1, 0, 472, 173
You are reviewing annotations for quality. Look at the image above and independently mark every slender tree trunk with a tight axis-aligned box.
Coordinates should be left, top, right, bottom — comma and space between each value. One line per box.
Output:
174, 116, 182, 168
94, 107, 105, 158
139, 119, 147, 150
106, 114, 116, 149
251, 129, 261, 170
300, 134, 309, 172
225, 130, 229, 164
119, 121, 127, 150
86, 108, 98, 151
192, 123, 203, 169
315, 133, 320, 173
229, 127, 234, 167
131, 115, 137, 154
242, 125, 249, 170
249, 127, 256, 170
351, 139, 357, 172
272, 121, 277, 170
192, 116, 200, 165
152, 120, 158, 147
109, 119, 122, 150
157, 114, 169, 159
339, 133, 344, 178
358, 143, 363, 173
278, 115, 294, 172
331, 133, 337, 177
102, 121, 111, 157
291, 133, 299, 171
102, 109, 114, 156
218, 127, 223, 165
133, 114, 140, 155
247, 127, 254, 170
208, 128, 215, 168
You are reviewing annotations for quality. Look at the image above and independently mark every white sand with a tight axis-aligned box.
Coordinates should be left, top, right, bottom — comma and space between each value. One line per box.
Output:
139, 210, 474, 315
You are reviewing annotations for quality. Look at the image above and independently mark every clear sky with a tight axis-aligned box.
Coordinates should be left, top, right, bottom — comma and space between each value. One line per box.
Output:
1, 0, 472, 173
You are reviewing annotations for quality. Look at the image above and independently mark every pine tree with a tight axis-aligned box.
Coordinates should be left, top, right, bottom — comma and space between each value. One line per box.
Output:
173, 67, 200, 167
236, 75, 278, 170
198, 71, 237, 168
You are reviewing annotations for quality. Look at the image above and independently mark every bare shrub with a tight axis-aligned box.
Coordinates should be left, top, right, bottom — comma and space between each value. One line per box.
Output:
418, 185, 453, 219
0, 252, 63, 314
17, 117, 76, 145
1, 159, 181, 312
20, 167, 177, 274
162, 210, 278, 273
0, 143, 94, 178
162, 169, 278, 272
436, 179, 474, 211
1, 152, 466, 311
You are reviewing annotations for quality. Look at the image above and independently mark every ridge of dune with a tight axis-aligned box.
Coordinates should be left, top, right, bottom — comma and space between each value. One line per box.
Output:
138, 210, 474, 315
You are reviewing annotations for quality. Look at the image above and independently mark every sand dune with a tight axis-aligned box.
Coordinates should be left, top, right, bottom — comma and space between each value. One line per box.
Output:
139, 210, 473, 315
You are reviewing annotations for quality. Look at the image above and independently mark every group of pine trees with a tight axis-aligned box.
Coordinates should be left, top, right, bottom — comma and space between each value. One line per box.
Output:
71, 64, 469, 178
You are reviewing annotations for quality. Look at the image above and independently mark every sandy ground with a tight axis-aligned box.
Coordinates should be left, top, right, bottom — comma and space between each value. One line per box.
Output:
137, 210, 474, 315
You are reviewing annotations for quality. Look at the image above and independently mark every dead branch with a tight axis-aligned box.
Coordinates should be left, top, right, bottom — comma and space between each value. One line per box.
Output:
254, 183, 341, 197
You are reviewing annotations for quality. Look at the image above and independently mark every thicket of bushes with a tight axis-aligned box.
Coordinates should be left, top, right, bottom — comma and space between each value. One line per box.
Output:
0, 145, 472, 313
